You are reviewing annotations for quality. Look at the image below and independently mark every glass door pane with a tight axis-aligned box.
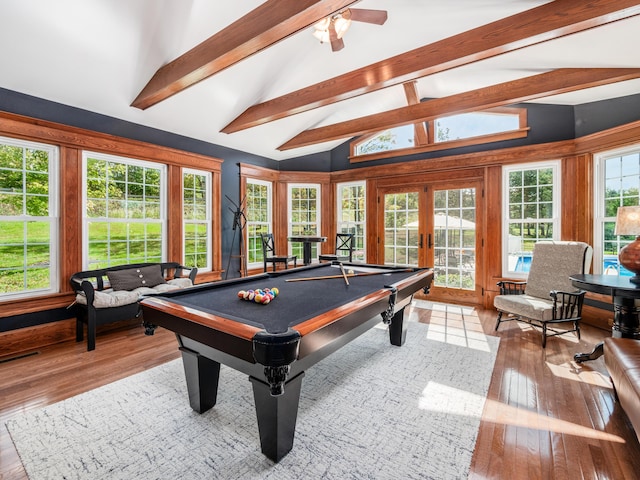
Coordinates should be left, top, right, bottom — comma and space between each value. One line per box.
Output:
433, 188, 476, 290
384, 192, 419, 266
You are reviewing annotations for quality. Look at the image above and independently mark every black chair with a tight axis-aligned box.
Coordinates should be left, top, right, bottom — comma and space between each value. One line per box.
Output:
261, 233, 297, 272
319, 233, 355, 263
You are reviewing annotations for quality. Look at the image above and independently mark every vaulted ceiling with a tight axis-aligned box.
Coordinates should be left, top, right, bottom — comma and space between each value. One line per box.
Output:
2, 0, 640, 161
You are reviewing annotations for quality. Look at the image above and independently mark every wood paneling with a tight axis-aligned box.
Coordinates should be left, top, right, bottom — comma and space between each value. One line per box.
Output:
167, 164, 184, 263
59, 146, 82, 292
483, 166, 503, 309
561, 153, 594, 246
224, 0, 640, 132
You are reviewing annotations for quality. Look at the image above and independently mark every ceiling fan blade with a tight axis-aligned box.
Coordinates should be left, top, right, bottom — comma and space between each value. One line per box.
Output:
328, 22, 344, 52
348, 8, 388, 25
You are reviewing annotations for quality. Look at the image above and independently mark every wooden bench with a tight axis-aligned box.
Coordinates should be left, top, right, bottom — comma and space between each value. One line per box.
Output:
70, 262, 197, 351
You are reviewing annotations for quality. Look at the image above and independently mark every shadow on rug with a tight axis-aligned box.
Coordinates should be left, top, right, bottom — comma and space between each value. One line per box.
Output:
7, 320, 499, 480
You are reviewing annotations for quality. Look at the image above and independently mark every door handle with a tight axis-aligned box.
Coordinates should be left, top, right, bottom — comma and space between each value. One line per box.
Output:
419, 233, 423, 248
428, 233, 433, 249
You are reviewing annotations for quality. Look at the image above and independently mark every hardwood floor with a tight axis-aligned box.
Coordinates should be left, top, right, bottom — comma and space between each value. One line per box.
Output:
1, 304, 639, 479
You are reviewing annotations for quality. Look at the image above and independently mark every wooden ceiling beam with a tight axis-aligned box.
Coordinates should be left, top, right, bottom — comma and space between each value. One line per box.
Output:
403, 81, 429, 146
278, 68, 640, 150
131, 0, 358, 110
223, 0, 640, 133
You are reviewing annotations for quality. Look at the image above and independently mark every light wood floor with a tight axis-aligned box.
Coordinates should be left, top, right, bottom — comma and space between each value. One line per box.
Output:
1, 304, 639, 479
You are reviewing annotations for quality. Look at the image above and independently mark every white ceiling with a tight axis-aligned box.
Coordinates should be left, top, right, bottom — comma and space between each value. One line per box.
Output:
2, 0, 640, 161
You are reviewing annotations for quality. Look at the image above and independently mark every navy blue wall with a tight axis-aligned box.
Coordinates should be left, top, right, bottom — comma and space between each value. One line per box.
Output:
575, 92, 640, 137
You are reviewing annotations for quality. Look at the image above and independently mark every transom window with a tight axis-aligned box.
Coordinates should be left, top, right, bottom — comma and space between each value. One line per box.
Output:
354, 125, 415, 156
502, 161, 560, 278
183, 169, 211, 271
246, 179, 272, 267
0, 136, 59, 299
336, 181, 366, 262
595, 145, 640, 275
83, 152, 166, 269
351, 107, 527, 161
435, 111, 521, 142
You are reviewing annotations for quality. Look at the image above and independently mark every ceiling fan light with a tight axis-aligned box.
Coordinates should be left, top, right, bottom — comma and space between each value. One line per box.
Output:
313, 28, 330, 43
333, 15, 351, 39
313, 17, 330, 32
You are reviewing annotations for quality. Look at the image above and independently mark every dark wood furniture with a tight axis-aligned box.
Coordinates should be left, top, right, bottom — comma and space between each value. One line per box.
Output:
319, 232, 355, 263
261, 233, 297, 272
70, 262, 197, 351
287, 235, 327, 265
571, 274, 640, 362
140, 262, 433, 462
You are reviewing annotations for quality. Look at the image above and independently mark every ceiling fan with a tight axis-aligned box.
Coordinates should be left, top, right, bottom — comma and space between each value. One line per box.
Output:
313, 8, 388, 52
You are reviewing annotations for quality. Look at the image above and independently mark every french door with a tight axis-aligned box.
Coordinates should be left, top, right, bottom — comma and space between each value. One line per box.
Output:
378, 181, 482, 304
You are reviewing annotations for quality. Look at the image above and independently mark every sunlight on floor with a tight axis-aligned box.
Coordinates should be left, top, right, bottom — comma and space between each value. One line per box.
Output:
410, 299, 492, 352
419, 382, 625, 444
482, 396, 626, 443
545, 361, 612, 388
418, 382, 485, 417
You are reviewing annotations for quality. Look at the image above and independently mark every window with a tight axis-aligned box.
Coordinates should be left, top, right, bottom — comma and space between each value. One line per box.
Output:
83, 152, 166, 269
0, 136, 58, 299
350, 107, 527, 161
502, 161, 560, 277
354, 125, 415, 156
183, 169, 211, 271
595, 145, 640, 275
435, 110, 521, 142
246, 179, 272, 268
336, 181, 366, 261
289, 184, 321, 259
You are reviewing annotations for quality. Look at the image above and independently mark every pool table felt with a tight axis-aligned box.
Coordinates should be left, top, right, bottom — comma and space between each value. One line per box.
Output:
153, 265, 420, 334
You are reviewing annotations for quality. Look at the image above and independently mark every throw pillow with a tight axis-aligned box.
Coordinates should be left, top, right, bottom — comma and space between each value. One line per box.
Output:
107, 265, 167, 291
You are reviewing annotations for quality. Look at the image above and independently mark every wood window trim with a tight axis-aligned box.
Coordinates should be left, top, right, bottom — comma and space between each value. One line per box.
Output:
0, 111, 224, 310
350, 107, 528, 163
351, 128, 529, 163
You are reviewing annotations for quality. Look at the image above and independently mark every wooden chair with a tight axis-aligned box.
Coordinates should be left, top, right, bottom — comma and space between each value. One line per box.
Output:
260, 233, 297, 272
494, 241, 592, 348
319, 233, 355, 263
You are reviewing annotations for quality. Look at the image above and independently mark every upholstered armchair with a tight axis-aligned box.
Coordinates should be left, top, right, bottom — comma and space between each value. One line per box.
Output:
494, 241, 593, 348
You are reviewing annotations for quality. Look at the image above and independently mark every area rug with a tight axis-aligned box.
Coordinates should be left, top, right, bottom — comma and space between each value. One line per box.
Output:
7, 320, 499, 480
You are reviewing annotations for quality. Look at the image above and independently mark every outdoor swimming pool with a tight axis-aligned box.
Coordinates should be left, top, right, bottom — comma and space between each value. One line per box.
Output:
512, 252, 631, 276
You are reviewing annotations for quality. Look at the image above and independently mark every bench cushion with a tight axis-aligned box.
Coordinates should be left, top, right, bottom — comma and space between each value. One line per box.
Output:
107, 265, 166, 290
75, 289, 140, 308
75, 277, 193, 308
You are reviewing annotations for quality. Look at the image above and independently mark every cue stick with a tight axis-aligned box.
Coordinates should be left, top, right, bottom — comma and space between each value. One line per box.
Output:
339, 262, 350, 285
284, 268, 414, 282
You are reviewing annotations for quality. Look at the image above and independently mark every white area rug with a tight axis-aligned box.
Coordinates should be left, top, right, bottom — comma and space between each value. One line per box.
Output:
7, 318, 499, 480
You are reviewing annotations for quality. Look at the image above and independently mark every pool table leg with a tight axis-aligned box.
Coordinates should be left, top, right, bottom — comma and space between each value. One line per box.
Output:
249, 371, 305, 463
388, 307, 408, 346
179, 346, 221, 414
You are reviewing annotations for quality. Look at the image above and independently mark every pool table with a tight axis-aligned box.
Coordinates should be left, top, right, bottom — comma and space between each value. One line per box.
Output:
140, 262, 433, 462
